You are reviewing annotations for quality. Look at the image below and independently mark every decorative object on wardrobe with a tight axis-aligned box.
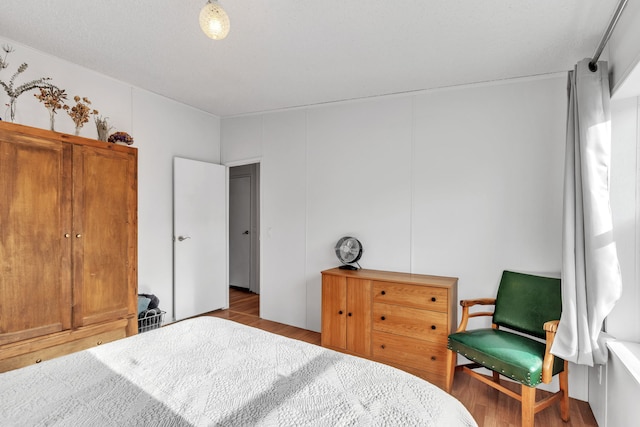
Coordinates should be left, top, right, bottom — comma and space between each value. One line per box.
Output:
334, 236, 363, 270
199, 0, 230, 40
0, 45, 57, 123
63, 95, 98, 135
94, 116, 113, 142
34, 87, 68, 131
108, 131, 134, 145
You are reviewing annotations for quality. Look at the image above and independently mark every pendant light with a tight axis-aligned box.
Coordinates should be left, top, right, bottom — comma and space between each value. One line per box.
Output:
199, 0, 230, 40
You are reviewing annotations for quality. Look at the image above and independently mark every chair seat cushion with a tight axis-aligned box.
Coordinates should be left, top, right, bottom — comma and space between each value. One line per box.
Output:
448, 328, 565, 386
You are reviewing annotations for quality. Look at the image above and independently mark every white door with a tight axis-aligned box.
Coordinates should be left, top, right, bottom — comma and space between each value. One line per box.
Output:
173, 157, 227, 321
229, 176, 251, 289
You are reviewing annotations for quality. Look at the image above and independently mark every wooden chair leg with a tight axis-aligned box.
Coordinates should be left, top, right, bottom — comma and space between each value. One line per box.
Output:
445, 349, 457, 393
559, 361, 570, 422
492, 370, 500, 384
521, 385, 536, 427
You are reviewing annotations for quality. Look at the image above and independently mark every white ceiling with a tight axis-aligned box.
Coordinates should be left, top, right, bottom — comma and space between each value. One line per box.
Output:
0, 1, 621, 117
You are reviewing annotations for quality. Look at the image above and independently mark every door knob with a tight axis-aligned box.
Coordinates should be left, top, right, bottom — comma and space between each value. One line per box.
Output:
177, 236, 191, 241
243, 230, 250, 235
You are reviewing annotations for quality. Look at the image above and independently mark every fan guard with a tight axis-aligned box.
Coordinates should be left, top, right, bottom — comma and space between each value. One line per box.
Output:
334, 236, 363, 270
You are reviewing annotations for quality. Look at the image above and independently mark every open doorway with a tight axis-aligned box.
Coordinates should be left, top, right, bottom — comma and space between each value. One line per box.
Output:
229, 163, 260, 316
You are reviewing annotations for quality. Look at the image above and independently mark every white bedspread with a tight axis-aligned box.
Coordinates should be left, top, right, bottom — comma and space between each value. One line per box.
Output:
0, 317, 476, 426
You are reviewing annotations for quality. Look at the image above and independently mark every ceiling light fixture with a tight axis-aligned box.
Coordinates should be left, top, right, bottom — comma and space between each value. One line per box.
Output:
199, 0, 230, 40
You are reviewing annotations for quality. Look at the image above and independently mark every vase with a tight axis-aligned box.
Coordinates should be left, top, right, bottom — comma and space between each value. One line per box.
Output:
8, 97, 17, 122
97, 129, 108, 141
75, 125, 82, 136
96, 124, 110, 142
47, 107, 55, 131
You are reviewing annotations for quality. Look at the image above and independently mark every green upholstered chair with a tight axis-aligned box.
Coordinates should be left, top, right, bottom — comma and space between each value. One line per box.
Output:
445, 271, 569, 427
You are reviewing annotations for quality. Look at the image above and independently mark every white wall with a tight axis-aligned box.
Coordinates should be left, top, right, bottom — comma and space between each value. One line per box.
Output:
0, 37, 221, 322
222, 75, 567, 328
305, 97, 414, 327
133, 89, 220, 322
609, 0, 640, 94
222, 74, 591, 399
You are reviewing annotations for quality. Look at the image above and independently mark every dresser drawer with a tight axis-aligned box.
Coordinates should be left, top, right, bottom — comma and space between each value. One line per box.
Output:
373, 281, 448, 312
372, 331, 447, 374
0, 328, 126, 373
373, 303, 448, 342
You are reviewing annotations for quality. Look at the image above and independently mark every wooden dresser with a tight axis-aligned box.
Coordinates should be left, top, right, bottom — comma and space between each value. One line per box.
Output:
0, 121, 138, 372
321, 268, 458, 389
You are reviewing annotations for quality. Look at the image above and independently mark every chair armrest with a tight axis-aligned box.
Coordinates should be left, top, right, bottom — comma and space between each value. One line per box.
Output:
455, 298, 496, 332
543, 320, 559, 333
461, 298, 496, 307
542, 320, 560, 383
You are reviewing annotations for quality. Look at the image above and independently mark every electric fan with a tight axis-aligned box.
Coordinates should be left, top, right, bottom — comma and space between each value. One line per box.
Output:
334, 236, 363, 270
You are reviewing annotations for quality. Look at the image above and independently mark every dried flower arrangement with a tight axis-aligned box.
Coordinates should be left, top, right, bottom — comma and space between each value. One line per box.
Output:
0, 45, 13, 71
34, 87, 67, 110
64, 96, 98, 135
0, 44, 57, 122
94, 115, 113, 142
34, 87, 67, 131
108, 131, 134, 145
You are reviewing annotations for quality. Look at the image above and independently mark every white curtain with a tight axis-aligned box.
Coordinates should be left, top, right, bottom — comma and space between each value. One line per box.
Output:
551, 58, 622, 366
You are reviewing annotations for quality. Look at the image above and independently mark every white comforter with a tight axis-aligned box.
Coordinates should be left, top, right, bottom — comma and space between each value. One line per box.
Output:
0, 317, 476, 426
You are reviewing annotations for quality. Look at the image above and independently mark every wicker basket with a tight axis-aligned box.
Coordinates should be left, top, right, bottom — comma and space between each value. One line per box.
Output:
138, 310, 166, 333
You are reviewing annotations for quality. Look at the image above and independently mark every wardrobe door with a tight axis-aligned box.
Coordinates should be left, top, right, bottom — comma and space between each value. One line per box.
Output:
0, 136, 72, 345
345, 278, 372, 356
72, 145, 137, 330
321, 274, 347, 350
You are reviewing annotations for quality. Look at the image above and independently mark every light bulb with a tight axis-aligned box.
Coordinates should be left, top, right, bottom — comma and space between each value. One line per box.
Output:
199, 0, 230, 40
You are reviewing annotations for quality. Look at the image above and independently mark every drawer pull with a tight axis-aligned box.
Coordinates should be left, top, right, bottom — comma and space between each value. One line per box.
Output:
431, 325, 436, 330
431, 297, 436, 302
97, 340, 103, 345
35, 358, 42, 363
381, 316, 386, 321
338, 310, 343, 315
381, 344, 386, 349
348, 312, 352, 317
381, 290, 386, 295
431, 356, 436, 361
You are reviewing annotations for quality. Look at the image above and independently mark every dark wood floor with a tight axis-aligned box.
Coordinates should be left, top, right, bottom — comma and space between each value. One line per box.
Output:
205, 288, 598, 427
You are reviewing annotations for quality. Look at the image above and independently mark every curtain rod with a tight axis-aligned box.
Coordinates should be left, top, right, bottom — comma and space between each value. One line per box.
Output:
589, 0, 629, 71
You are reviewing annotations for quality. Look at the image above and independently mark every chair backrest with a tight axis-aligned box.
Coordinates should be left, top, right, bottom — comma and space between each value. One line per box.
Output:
492, 271, 562, 340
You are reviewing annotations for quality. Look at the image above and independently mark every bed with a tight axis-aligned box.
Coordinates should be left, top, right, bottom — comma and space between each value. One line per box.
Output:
0, 317, 477, 426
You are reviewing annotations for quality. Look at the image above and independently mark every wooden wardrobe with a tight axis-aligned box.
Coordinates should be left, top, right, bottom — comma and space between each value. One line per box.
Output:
0, 121, 137, 372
